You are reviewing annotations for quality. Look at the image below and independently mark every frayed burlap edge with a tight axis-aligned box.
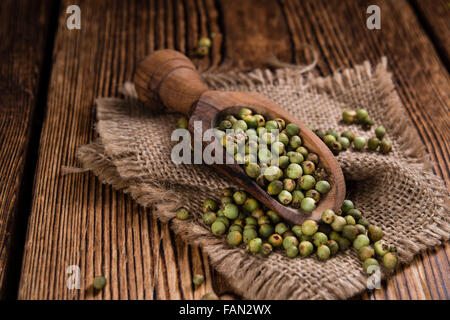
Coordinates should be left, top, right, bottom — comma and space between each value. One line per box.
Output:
75, 58, 449, 300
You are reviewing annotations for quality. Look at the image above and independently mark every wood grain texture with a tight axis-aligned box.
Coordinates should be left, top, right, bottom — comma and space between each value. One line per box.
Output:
411, 0, 450, 68
0, 0, 54, 298
16, 0, 449, 300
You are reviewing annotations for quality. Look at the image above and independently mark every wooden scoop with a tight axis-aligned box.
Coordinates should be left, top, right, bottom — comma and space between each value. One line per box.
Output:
134, 49, 345, 224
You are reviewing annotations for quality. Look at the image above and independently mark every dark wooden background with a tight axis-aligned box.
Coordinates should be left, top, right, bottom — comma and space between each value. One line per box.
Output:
0, 0, 448, 300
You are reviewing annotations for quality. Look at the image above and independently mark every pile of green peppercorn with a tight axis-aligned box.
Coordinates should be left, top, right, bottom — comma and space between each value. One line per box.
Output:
212, 108, 331, 213
175, 189, 398, 275
312, 108, 392, 155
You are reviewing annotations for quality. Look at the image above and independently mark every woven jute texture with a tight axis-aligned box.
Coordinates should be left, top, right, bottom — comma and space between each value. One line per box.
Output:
76, 58, 449, 300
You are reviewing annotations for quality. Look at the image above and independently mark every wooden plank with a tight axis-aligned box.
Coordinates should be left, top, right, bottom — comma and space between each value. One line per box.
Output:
0, 0, 55, 298
280, 0, 449, 300
411, 0, 450, 68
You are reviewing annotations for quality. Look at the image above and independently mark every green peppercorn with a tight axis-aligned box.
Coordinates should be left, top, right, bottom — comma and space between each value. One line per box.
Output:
258, 216, 270, 226
244, 198, 259, 213
358, 217, 369, 228
221, 188, 233, 197
353, 137, 366, 150
259, 224, 275, 238
342, 109, 357, 123
315, 180, 331, 194
341, 200, 354, 213
338, 237, 351, 251
225, 115, 238, 124
238, 108, 252, 120
345, 215, 356, 225
331, 216, 347, 232
211, 221, 226, 236
280, 236, 297, 250
176, 208, 189, 220
283, 178, 296, 192
233, 119, 248, 132
286, 163, 303, 179
299, 241, 314, 257
265, 120, 279, 132
253, 114, 265, 127
337, 137, 350, 150
368, 225, 384, 242
306, 153, 319, 165
273, 118, 285, 129
93, 276, 107, 290
286, 123, 299, 136
380, 139, 392, 153
362, 117, 374, 130
374, 240, 389, 257
265, 210, 279, 224
325, 129, 338, 139
203, 211, 217, 225
317, 245, 331, 260
282, 230, 295, 239
288, 152, 304, 164
302, 161, 315, 175
289, 225, 302, 238
267, 233, 283, 247
353, 234, 370, 250
321, 209, 335, 224
375, 125, 386, 139
271, 141, 285, 155
341, 130, 355, 141
275, 222, 289, 235
296, 146, 309, 157
177, 117, 189, 129
368, 137, 380, 150
222, 203, 237, 219
221, 196, 233, 207
256, 174, 267, 188
229, 224, 243, 233
260, 243, 273, 256
359, 246, 375, 261
356, 109, 369, 122
230, 191, 245, 206
234, 219, 245, 227
300, 197, 316, 212
203, 199, 218, 213
274, 188, 290, 204
300, 220, 318, 236
286, 246, 299, 258
323, 135, 336, 146
313, 232, 328, 247
291, 190, 305, 208
299, 175, 316, 190
193, 274, 205, 286
250, 209, 264, 220
329, 231, 341, 242
326, 240, 339, 255
198, 37, 212, 48
243, 115, 258, 129
219, 119, 232, 131
355, 224, 366, 234
330, 141, 342, 154
243, 228, 258, 244
245, 217, 257, 226
382, 252, 398, 270
303, 188, 318, 201
248, 237, 262, 253
289, 135, 302, 149
363, 258, 379, 275
215, 216, 230, 228
277, 155, 290, 169
342, 225, 358, 241
227, 231, 242, 246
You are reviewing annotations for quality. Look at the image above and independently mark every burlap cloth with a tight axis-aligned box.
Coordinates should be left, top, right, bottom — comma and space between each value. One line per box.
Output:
77, 58, 449, 300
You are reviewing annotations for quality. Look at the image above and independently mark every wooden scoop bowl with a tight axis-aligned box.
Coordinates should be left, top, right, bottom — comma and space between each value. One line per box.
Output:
134, 49, 345, 224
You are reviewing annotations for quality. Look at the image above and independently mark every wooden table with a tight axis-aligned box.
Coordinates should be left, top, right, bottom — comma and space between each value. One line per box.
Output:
0, 0, 448, 300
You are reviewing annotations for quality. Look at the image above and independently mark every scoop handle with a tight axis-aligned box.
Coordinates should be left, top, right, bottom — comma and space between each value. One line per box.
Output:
134, 49, 208, 115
